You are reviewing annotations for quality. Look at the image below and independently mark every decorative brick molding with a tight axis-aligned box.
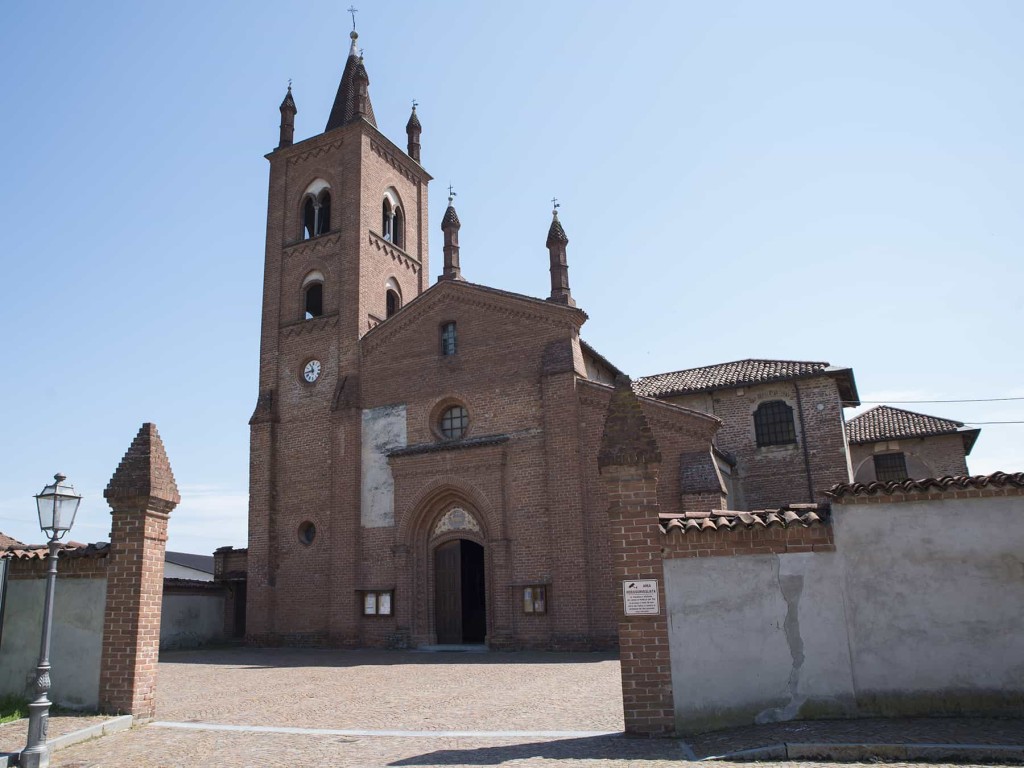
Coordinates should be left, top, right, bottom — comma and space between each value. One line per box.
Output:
98, 423, 179, 721
599, 377, 674, 736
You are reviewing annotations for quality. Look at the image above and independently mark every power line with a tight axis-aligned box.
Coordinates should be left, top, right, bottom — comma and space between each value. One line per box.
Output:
963, 421, 1024, 425
845, 397, 1024, 405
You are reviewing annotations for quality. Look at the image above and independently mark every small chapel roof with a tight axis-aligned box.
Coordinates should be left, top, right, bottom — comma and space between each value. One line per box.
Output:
635, 359, 859, 404
846, 405, 980, 453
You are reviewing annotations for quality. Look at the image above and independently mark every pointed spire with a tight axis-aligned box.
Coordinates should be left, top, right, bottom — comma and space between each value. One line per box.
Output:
546, 201, 574, 306
105, 423, 181, 512
278, 82, 297, 149
326, 30, 377, 131
439, 187, 463, 282
406, 101, 422, 163
598, 376, 662, 469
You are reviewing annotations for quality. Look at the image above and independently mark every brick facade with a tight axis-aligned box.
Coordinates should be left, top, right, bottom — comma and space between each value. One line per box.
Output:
665, 376, 852, 509
850, 433, 970, 482
245, 60, 728, 649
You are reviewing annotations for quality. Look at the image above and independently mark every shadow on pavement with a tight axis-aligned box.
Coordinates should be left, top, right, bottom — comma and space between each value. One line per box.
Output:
388, 734, 682, 766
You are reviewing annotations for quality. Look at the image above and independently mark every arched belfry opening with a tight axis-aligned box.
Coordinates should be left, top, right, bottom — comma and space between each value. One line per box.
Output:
429, 507, 487, 645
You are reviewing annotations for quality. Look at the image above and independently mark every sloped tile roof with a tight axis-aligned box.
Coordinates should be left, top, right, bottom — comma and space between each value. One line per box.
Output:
827, 471, 1024, 499
635, 359, 858, 403
846, 405, 978, 452
0, 532, 26, 550
3, 541, 110, 560
660, 503, 829, 534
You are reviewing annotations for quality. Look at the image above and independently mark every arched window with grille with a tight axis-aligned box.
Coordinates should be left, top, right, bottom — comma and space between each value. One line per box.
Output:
754, 400, 797, 447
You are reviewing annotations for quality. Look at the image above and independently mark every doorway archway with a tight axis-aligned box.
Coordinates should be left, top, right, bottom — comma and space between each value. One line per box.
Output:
433, 538, 487, 644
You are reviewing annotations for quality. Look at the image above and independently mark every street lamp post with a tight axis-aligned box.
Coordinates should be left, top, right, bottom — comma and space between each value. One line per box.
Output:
20, 473, 81, 768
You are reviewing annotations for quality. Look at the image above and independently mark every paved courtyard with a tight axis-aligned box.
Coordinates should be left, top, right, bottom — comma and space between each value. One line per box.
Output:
17, 648, 1022, 767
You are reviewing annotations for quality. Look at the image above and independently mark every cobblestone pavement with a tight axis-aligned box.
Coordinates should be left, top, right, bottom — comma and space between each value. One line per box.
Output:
26, 648, 1024, 767
154, 648, 626, 732
0, 713, 110, 755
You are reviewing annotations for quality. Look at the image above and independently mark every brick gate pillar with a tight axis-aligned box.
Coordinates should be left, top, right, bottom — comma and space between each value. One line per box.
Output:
99, 423, 180, 721
598, 376, 674, 736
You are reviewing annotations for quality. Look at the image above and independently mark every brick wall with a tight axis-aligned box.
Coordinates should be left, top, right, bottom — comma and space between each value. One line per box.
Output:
850, 433, 970, 482
666, 376, 851, 510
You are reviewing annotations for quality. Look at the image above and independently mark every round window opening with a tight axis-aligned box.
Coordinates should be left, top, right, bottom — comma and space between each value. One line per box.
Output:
298, 521, 317, 546
439, 405, 469, 440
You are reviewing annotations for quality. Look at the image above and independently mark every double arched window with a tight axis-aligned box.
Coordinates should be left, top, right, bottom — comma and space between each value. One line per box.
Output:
382, 189, 405, 248
303, 190, 331, 239
754, 400, 797, 447
301, 179, 332, 240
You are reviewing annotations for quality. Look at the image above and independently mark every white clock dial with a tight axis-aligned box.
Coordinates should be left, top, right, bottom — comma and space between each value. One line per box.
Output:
303, 360, 321, 383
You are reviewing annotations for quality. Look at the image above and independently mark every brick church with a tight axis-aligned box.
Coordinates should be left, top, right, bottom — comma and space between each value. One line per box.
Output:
243, 29, 978, 650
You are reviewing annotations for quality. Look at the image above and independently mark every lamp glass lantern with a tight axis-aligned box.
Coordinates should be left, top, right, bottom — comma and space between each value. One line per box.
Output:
34, 473, 82, 540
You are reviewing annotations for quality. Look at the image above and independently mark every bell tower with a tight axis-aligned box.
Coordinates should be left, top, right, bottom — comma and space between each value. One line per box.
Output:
247, 25, 431, 644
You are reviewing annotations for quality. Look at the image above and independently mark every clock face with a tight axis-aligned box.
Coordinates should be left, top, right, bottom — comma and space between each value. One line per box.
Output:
303, 360, 321, 383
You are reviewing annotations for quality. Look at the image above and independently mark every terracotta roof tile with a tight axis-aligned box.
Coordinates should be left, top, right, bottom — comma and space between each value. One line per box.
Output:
846, 405, 979, 452
827, 471, 1024, 499
0, 532, 26, 550
3, 541, 110, 560
660, 503, 829, 535
635, 359, 857, 402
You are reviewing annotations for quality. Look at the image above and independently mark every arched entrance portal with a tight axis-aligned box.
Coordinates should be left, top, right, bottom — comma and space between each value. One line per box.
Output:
433, 539, 486, 644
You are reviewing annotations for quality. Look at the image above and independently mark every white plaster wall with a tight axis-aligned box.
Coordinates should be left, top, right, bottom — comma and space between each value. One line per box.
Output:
663, 494, 1024, 733
0, 578, 106, 709
160, 592, 225, 650
360, 404, 407, 527
835, 496, 1024, 707
665, 552, 854, 733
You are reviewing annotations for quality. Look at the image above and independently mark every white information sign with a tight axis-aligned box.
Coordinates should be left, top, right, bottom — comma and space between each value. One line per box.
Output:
622, 579, 660, 616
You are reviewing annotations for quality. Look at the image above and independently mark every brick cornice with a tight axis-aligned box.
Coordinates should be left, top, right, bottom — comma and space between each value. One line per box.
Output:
281, 313, 340, 337
282, 232, 344, 258
368, 230, 421, 271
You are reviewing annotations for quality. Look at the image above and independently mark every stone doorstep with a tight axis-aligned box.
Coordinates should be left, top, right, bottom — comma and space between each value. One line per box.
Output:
706, 741, 1024, 763
0, 715, 133, 767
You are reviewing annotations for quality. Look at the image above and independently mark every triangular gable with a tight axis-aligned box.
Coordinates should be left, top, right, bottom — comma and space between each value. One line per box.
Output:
361, 279, 587, 357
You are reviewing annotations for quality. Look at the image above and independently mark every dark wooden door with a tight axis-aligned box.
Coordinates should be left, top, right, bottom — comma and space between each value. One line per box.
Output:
434, 540, 462, 643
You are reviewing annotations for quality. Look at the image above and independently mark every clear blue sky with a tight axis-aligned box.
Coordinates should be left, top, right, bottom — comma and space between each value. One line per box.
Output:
2, 1, 1022, 552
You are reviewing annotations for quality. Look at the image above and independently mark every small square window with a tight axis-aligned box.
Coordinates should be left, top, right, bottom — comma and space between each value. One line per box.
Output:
440, 322, 457, 356
874, 453, 908, 483
522, 585, 547, 614
361, 590, 394, 616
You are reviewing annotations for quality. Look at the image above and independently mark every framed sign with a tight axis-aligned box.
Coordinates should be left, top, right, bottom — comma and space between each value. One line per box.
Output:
622, 579, 660, 616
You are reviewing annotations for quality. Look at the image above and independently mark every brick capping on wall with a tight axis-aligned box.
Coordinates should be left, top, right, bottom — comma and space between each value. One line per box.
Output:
828, 471, 1024, 503
99, 423, 179, 722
